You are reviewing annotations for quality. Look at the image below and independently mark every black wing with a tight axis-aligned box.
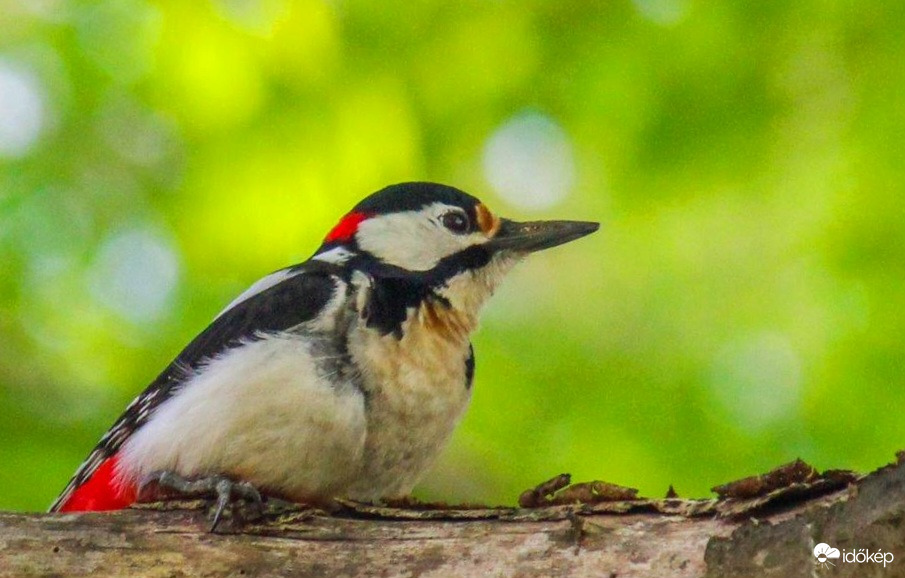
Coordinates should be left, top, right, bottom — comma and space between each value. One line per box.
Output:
49, 262, 343, 511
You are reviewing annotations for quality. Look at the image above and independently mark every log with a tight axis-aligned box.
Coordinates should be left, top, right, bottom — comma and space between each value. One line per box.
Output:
2, 456, 905, 577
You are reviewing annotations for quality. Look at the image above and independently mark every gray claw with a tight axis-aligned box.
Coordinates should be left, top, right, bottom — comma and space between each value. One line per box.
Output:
137, 470, 264, 532
209, 478, 263, 532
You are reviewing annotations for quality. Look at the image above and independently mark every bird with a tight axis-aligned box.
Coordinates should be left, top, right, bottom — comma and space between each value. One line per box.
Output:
49, 182, 599, 528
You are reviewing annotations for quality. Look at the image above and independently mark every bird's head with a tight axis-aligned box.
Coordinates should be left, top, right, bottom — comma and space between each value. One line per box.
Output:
313, 182, 598, 324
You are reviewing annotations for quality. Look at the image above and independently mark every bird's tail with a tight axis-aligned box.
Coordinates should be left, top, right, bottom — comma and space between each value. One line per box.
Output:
49, 454, 136, 512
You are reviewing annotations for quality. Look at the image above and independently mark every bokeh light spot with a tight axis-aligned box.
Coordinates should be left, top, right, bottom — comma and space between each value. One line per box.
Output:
74, 0, 162, 85
14, 0, 66, 21
709, 333, 803, 433
482, 112, 575, 212
632, 0, 688, 26
97, 94, 180, 168
0, 60, 45, 158
88, 227, 181, 324
215, 0, 289, 36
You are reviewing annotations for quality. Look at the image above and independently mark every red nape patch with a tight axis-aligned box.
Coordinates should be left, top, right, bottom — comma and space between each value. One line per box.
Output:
324, 211, 370, 242
58, 455, 137, 512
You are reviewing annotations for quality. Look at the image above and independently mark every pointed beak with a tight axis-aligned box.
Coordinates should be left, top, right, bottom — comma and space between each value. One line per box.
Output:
487, 218, 600, 254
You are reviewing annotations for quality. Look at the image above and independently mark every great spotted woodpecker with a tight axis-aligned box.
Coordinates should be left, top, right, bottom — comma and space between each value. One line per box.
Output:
50, 182, 598, 526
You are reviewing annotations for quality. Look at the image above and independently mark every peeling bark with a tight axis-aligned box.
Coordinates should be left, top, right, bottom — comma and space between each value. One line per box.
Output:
2, 457, 905, 577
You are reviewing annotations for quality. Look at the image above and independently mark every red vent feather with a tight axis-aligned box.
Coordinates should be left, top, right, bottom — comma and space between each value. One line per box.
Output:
57, 455, 137, 512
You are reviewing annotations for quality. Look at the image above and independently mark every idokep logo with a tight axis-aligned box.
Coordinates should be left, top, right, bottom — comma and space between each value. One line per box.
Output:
814, 543, 840, 569
813, 542, 895, 569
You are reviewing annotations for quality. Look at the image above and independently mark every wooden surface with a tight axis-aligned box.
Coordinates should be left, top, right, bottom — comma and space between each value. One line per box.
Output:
3, 457, 905, 577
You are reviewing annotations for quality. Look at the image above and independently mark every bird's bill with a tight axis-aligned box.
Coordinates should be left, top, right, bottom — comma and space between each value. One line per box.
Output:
488, 218, 600, 253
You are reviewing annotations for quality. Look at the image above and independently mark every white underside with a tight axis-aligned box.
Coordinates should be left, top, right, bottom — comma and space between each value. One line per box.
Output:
118, 335, 367, 501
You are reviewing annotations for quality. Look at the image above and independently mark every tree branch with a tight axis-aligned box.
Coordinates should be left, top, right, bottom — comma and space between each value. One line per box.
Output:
3, 456, 904, 577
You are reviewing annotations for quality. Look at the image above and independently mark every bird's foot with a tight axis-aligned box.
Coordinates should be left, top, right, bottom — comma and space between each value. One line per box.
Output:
137, 470, 264, 532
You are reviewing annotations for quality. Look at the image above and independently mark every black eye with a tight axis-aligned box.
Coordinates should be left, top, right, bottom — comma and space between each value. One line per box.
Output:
441, 211, 470, 234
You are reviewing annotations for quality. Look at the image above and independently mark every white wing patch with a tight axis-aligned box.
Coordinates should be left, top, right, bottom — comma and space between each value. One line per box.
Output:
216, 268, 305, 319
312, 246, 354, 265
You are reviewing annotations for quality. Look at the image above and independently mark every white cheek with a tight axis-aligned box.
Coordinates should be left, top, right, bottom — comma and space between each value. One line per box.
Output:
356, 211, 484, 271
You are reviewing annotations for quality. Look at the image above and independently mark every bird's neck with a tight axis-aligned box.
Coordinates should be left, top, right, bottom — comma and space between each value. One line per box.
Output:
353, 252, 519, 342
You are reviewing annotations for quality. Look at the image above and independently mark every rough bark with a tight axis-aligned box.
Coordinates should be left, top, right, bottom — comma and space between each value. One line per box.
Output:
3, 456, 905, 577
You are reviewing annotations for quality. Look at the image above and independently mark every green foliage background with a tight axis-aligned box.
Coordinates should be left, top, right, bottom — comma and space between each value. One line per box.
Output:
2, 0, 904, 511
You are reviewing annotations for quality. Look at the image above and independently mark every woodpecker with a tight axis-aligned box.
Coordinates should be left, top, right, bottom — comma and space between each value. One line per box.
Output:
50, 182, 598, 525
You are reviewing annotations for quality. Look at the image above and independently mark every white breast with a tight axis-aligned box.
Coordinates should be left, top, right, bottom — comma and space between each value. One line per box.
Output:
117, 334, 367, 501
